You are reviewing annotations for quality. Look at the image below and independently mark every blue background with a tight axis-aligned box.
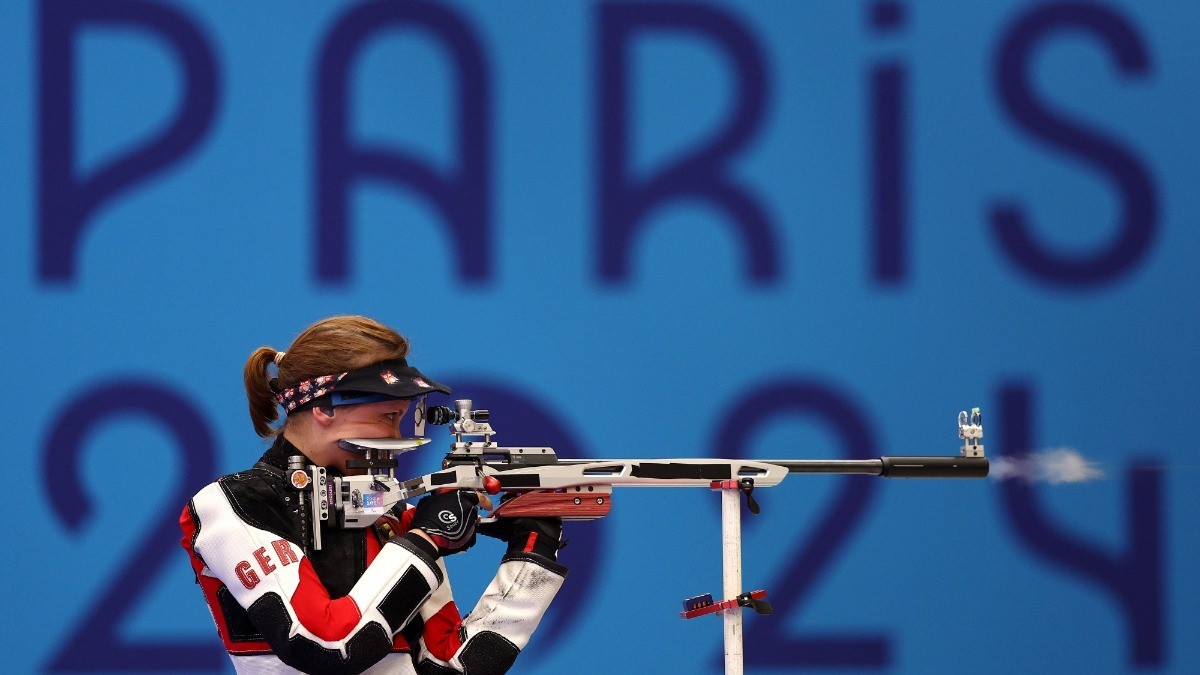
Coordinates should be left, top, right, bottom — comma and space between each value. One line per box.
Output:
2, 0, 1197, 672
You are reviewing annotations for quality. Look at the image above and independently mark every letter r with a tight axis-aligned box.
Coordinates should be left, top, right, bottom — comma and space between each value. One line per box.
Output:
272, 539, 299, 565
597, 2, 779, 285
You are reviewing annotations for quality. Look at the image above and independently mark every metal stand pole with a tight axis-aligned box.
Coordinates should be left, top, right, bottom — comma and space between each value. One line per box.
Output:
721, 488, 743, 675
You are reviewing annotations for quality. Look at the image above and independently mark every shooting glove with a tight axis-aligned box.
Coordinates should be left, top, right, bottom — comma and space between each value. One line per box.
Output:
404, 490, 480, 557
478, 511, 565, 562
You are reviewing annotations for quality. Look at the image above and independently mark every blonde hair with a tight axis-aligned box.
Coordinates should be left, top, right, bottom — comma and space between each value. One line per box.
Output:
243, 316, 409, 437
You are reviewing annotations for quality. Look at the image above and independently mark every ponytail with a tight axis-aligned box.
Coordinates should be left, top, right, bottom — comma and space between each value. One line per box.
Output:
244, 346, 281, 437
244, 316, 411, 437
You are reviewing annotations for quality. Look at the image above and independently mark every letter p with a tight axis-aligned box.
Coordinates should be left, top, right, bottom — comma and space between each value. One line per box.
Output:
38, 0, 218, 283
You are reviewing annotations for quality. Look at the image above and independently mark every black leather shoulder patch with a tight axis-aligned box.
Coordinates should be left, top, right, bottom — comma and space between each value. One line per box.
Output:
247, 593, 392, 674
217, 585, 264, 643
459, 630, 520, 675
400, 613, 425, 653
378, 566, 432, 630
218, 469, 299, 542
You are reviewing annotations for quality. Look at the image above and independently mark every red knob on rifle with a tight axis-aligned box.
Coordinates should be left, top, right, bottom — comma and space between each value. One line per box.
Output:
483, 475, 502, 495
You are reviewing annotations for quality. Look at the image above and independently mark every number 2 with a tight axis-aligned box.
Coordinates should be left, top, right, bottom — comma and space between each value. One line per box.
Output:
43, 380, 224, 671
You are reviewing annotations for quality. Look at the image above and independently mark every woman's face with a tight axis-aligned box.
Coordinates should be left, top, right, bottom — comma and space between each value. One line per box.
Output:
308, 398, 413, 473
330, 398, 413, 441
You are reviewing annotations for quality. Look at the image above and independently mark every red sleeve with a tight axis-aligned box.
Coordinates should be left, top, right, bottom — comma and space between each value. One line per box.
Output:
421, 600, 465, 662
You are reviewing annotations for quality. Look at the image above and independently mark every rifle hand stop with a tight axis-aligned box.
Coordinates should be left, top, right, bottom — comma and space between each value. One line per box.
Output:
710, 478, 761, 515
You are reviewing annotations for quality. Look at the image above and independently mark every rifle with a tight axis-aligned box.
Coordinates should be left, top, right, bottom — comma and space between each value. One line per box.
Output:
285, 398, 988, 675
287, 397, 987, 548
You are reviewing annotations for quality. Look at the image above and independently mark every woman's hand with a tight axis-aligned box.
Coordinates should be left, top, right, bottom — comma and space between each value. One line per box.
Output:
407, 490, 480, 556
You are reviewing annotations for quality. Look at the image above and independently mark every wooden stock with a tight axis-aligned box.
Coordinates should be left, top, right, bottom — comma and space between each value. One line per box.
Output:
491, 488, 613, 521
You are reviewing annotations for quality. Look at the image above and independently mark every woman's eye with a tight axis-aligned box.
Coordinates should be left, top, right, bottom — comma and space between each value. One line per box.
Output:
385, 412, 398, 421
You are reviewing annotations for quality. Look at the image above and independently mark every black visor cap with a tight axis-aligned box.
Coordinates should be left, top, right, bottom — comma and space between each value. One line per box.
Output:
333, 357, 451, 399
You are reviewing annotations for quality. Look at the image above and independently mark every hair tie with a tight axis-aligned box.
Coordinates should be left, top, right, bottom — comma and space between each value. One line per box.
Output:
274, 351, 286, 366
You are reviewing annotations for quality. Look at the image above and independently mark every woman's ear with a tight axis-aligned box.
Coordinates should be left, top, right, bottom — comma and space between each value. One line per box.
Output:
311, 404, 336, 428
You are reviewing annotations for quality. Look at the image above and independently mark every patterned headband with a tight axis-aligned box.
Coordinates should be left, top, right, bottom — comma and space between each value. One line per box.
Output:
274, 372, 348, 413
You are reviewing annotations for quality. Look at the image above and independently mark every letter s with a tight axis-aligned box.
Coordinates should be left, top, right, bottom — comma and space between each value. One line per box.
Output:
991, 3, 1156, 286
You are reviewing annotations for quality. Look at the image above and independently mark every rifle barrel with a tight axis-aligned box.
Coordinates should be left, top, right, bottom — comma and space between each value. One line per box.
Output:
558, 456, 989, 479
777, 456, 989, 478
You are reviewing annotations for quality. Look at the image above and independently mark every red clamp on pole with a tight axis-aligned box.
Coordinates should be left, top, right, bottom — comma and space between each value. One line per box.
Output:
680, 590, 771, 620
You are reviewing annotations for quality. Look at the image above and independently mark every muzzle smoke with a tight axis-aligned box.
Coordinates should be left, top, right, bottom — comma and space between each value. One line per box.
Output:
990, 447, 1104, 484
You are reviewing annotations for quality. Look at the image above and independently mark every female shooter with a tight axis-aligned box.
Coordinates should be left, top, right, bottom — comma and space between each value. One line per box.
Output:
180, 316, 566, 674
